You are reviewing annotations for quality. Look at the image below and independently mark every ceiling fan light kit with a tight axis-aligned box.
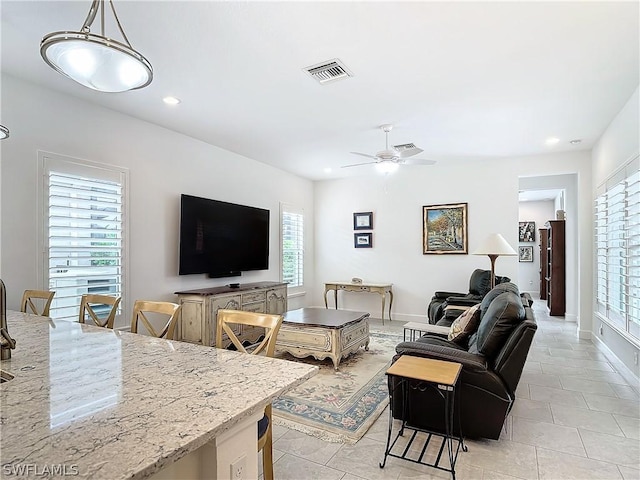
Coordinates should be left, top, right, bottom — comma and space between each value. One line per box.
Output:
40, 0, 152, 93
375, 161, 399, 174
343, 123, 436, 173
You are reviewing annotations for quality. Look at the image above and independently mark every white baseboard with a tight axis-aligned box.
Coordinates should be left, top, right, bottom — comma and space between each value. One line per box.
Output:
578, 329, 592, 340
592, 334, 640, 388
565, 313, 578, 323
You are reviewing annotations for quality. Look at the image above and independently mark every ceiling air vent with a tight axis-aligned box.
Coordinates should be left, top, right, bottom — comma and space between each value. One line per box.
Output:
394, 143, 417, 151
304, 59, 353, 85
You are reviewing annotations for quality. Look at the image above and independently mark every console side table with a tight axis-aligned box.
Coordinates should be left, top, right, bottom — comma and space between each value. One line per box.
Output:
380, 355, 466, 479
323, 281, 393, 323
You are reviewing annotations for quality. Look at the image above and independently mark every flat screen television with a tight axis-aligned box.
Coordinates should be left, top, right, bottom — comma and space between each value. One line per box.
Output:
179, 194, 270, 278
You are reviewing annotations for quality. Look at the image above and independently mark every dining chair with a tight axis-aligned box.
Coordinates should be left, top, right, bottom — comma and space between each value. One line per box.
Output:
130, 300, 181, 339
20, 290, 55, 316
79, 294, 121, 328
215, 309, 283, 480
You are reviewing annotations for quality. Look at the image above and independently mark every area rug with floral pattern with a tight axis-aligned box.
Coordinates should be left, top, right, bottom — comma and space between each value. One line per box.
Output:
272, 330, 402, 444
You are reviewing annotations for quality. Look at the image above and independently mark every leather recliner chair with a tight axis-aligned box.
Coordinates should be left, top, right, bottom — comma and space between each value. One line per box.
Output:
390, 282, 537, 440
427, 269, 510, 326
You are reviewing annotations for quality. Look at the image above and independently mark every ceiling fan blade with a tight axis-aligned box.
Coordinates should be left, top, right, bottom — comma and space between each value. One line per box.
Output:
341, 160, 379, 168
399, 147, 424, 158
403, 158, 437, 166
350, 152, 378, 160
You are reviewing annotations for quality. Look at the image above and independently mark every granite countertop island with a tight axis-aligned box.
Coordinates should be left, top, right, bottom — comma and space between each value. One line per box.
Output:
0, 311, 317, 479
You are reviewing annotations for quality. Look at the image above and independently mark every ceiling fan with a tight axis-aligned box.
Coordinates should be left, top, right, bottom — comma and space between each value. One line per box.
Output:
343, 124, 436, 173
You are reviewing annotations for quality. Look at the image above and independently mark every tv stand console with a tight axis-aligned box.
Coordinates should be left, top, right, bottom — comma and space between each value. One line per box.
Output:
175, 281, 288, 348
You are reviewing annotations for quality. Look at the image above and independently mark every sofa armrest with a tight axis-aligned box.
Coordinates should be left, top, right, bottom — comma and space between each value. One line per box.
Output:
432, 291, 466, 300
445, 297, 481, 307
395, 341, 489, 374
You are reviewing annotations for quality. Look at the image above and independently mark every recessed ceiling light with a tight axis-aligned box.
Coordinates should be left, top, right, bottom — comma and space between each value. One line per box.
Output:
545, 137, 560, 146
163, 96, 181, 105
569, 139, 582, 145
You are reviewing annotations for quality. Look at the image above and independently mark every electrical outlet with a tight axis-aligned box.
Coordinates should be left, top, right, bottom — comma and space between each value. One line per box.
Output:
230, 455, 246, 480
634, 352, 638, 366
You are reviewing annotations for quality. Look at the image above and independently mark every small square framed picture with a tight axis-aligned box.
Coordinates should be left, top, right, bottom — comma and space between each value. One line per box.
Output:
519, 221, 536, 242
353, 212, 373, 230
519, 246, 533, 262
354, 232, 372, 248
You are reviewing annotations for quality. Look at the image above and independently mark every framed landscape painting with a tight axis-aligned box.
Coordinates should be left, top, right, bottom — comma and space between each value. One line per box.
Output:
423, 203, 468, 254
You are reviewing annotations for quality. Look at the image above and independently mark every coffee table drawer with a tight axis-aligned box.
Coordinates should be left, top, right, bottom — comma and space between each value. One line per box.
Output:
277, 326, 332, 352
341, 320, 369, 349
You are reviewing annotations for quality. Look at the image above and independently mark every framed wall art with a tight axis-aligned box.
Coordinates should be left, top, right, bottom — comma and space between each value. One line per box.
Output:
519, 221, 536, 242
422, 203, 468, 254
354, 232, 372, 248
353, 212, 373, 230
519, 246, 533, 262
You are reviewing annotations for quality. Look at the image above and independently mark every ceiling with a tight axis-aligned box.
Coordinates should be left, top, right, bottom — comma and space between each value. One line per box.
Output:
518, 189, 563, 203
1, 1, 638, 180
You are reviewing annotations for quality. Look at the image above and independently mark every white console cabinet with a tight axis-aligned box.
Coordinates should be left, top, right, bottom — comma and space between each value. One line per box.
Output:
175, 282, 288, 347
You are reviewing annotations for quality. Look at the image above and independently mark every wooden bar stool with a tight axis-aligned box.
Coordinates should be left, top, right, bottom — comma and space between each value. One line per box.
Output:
130, 300, 181, 339
216, 309, 283, 480
79, 294, 121, 328
20, 290, 55, 316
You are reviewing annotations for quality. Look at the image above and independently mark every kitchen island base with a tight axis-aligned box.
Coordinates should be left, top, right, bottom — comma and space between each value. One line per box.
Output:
150, 412, 260, 480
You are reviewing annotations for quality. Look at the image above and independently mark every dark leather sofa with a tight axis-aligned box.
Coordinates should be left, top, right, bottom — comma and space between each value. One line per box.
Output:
427, 269, 510, 326
390, 282, 537, 440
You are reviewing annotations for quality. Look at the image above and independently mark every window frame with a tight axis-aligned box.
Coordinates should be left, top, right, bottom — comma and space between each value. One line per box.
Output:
280, 202, 304, 291
594, 154, 640, 346
38, 151, 130, 325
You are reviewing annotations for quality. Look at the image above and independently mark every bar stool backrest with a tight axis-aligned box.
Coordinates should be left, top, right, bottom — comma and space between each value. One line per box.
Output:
79, 294, 121, 328
20, 290, 55, 316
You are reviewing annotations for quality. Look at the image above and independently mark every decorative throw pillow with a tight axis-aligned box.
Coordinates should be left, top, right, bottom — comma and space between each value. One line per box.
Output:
448, 303, 482, 346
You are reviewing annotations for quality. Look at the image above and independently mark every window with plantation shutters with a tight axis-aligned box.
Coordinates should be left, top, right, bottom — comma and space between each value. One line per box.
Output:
41, 153, 127, 322
281, 204, 304, 288
595, 156, 640, 342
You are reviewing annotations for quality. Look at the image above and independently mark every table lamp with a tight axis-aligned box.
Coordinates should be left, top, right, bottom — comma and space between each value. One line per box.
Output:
473, 233, 517, 288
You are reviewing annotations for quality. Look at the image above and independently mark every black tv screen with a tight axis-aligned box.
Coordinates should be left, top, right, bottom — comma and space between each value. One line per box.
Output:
179, 194, 270, 277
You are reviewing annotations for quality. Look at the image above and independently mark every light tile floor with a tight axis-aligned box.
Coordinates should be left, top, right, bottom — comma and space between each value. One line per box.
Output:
264, 300, 640, 479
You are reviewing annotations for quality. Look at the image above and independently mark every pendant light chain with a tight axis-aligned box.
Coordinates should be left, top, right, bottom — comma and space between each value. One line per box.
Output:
109, 0, 134, 48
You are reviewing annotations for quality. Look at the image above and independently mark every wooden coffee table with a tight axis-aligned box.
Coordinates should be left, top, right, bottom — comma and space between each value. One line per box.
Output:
276, 307, 370, 369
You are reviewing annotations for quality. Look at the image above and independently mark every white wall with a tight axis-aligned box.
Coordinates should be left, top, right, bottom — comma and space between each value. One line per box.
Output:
313, 153, 588, 322
518, 200, 556, 296
0, 75, 315, 326
591, 86, 640, 378
314, 151, 591, 325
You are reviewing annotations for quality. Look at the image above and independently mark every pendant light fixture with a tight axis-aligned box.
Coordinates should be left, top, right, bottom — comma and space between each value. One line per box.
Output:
0, 125, 9, 140
40, 0, 152, 93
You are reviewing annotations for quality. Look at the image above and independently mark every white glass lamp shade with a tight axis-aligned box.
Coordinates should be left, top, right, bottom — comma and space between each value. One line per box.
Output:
41, 32, 152, 93
473, 233, 517, 256
0, 125, 9, 140
375, 161, 400, 174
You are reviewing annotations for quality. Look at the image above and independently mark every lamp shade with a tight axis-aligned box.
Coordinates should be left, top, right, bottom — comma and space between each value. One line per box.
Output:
473, 233, 517, 256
